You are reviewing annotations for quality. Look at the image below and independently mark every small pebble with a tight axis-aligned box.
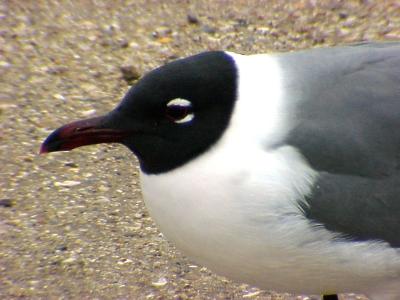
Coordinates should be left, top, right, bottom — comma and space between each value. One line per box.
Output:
151, 277, 168, 287
243, 290, 261, 298
64, 162, 78, 168
236, 18, 248, 27
62, 256, 77, 264
53, 94, 66, 101
256, 27, 271, 35
0, 199, 14, 208
119, 38, 129, 48
120, 65, 141, 84
98, 185, 109, 192
54, 180, 81, 187
57, 245, 68, 251
0, 103, 17, 110
338, 11, 349, 19
0, 61, 11, 68
157, 37, 173, 44
81, 109, 97, 117
152, 26, 172, 38
187, 13, 199, 24
117, 258, 133, 265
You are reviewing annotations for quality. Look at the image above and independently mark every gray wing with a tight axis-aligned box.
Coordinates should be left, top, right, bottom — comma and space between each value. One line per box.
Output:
280, 42, 400, 247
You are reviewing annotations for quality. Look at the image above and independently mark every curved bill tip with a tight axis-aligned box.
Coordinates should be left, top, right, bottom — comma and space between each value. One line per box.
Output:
39, 144, 49, 155
39, 115, 130, 155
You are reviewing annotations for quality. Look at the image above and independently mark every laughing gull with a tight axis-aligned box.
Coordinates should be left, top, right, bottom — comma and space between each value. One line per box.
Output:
41, 42, 400, 300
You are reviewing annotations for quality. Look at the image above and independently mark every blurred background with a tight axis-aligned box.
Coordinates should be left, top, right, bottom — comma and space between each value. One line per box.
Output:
1, 1, 399, 299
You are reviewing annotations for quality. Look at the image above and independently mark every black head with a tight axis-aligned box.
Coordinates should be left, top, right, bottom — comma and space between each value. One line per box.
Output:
41, 51, 238, 174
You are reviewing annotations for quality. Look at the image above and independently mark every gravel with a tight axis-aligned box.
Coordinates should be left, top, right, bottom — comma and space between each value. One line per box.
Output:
1, 1, 399, 299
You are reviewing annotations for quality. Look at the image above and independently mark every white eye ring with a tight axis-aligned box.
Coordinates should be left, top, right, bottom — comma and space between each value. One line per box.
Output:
166, 98, 194, 124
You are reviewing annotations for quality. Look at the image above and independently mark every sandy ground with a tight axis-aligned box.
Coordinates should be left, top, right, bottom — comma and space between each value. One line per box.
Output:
1, 1, 400, 299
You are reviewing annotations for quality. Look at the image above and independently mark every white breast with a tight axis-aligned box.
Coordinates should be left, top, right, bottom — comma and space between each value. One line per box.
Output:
140, 142, 318, 285
141, 140, 400, 296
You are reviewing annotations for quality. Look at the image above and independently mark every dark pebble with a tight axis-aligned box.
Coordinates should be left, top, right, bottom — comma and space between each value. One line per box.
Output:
236, 18, 248, 27
187, 13, 199, 24
57, 245, 68, 251
0, 199, 14, 208
64, 162, 78, 168
120, 65, 141, 84
119, 39, 129, 48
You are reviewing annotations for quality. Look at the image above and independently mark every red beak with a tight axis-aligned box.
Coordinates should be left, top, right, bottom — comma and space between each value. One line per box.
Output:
40, 115, 130, 154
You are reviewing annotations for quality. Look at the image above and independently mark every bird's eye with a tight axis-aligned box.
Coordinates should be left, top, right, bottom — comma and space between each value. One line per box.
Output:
165, 98, 194, 124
